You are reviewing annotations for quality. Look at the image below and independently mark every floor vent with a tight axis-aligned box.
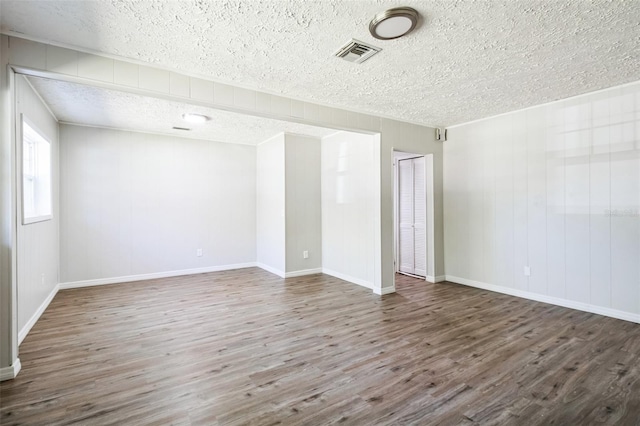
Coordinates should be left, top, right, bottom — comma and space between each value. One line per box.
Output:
334, 39, 381, 64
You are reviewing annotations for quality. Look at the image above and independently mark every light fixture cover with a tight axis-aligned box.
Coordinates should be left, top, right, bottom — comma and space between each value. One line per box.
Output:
182, 113, 209, 124
369, 7, 419, 40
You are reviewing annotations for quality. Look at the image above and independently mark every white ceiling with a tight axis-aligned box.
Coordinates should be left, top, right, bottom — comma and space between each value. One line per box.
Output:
3, 1, 640, 126
27, 76, 337, 145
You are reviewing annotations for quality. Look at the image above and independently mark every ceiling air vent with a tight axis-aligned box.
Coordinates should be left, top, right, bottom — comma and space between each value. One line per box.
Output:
334, 39, 381, 64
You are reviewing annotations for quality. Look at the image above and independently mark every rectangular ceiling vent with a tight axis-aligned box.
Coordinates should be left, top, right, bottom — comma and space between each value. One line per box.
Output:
334, 39, 381, 64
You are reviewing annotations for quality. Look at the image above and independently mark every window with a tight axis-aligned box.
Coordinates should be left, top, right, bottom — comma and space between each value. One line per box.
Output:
21, 116, 52, 224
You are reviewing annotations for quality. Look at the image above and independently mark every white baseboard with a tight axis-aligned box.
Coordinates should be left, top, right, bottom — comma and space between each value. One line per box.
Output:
322, 268, 373, 290
375, 286, 396, 295
284, 268, 323, 278
434, 275, 446, 283
19, 284, 60, 345
59, 263, 258, 289
445, 275, 640, 324
256, 263, 285, 278
0, 358, 21, 381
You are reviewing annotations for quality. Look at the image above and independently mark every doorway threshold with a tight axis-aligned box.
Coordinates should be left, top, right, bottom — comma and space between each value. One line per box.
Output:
397, 272, 425, 280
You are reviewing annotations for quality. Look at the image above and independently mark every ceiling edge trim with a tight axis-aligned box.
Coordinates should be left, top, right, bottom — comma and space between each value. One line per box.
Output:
21, 74, 59, 123
256, 132, 285, 146
447, 78, 640, 130
284, 131, 345, 140
57, 121, 258, 147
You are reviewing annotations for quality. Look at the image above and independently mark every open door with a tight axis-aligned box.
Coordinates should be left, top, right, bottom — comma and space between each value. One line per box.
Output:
397, 156, 427, 277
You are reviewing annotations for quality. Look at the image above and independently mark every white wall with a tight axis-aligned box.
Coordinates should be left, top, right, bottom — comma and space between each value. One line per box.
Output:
322, 131, 379, 289
256, 133, 285, 275
285, 134, 322, 273
444, 81, 640, 321
0, 34, 14, 376
15, 76, 59, 336
380, 120, 444, 291
60, 125, 256, 283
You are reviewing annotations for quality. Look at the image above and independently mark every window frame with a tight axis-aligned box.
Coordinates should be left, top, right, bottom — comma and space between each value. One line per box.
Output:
20, 114, 53, 225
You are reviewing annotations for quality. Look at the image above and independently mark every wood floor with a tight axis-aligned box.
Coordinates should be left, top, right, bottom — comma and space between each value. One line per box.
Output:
2, 269, 640, 425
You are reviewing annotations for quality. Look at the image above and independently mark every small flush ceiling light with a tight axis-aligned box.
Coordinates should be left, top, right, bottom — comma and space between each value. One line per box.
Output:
369, 7, 419, 40
182, 113, 209, 124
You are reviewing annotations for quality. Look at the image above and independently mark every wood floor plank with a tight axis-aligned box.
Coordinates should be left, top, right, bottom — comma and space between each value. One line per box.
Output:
2, 269, 640, 425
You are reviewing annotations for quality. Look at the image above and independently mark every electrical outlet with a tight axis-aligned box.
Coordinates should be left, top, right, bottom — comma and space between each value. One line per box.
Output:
197, 249, 203, 257
303, 250, 309, 259
524, 266, 531, 276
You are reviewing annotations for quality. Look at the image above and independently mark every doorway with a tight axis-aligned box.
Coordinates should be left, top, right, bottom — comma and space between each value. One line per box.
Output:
394, 151, 436, 282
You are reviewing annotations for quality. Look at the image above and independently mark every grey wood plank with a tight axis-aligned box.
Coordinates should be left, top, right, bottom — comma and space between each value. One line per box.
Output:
2, 270, 640, 425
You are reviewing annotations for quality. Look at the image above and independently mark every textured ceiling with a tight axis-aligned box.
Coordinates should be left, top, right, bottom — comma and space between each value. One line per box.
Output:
3, 1, 640, 126
27, 77, 337, 145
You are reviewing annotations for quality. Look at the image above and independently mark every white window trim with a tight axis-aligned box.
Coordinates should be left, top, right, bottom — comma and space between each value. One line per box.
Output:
21, 114, 52, 225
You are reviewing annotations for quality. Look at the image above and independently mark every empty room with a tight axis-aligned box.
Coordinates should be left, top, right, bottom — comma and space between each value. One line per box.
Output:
1, 1, 639, 425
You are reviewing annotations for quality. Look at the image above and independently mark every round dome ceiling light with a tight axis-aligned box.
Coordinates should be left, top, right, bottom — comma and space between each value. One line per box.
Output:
182, 113, 209, 124
369, 7, 419, 40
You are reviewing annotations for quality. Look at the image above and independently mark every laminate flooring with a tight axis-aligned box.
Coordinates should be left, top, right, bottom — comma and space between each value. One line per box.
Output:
2, 269, 640, 425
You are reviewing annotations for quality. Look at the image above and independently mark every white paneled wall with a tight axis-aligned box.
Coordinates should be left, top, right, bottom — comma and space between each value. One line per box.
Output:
0, 35, 12, 373
256, 134, 286, 275
285, 135, 322, 274
444, 81, 640, 322
15, 76, 59, 335
257, 133, 322, 277
60, 125, 256, 283
380, 120, 443, 289
322, 132, 379, 289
